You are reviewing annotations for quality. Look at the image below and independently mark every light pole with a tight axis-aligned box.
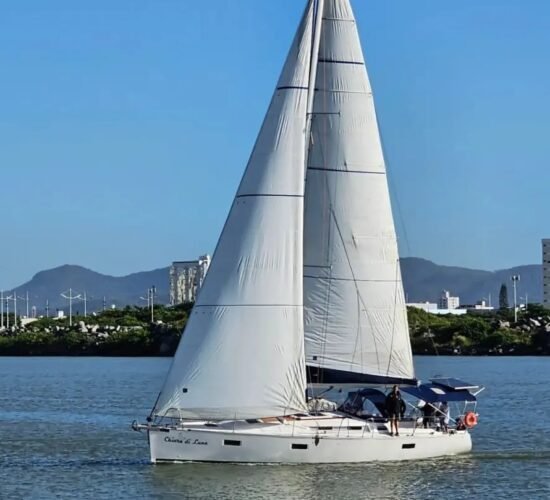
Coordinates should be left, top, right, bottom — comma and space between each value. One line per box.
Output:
16, 292, 29, 318
13, 293, 17, 327
80, 291, 91, 318
5, 293, 14, 329
520, 294, 528, 310
139, 290, 151, 308
5, 295, 10, 329
511, 275, 520, 323
61, 289, 82, 327
150, 286, 156, 323
141, 286, 156, 322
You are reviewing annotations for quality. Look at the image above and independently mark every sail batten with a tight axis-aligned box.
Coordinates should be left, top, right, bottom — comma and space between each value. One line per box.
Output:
153, 1, 317, 420
303, 0, 415, 384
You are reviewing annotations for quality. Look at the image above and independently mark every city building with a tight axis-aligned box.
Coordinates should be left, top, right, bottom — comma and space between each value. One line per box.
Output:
407, 302, 438, 313
466, 300, 493, 310
407, 301, 467, 316
544, 239, 550, 307
170, 255, 211, 305
463, 300, 494, 315
438, 290, 460, 310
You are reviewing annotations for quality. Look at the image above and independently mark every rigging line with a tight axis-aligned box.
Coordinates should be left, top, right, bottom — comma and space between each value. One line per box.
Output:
384, 258, 402, 377
313, 98, 381, 375
374, 84, 415, 379
429, 327, 440, 357
148, 391, 163, 421
327, 205, 381, 374
377, 116, 412, 259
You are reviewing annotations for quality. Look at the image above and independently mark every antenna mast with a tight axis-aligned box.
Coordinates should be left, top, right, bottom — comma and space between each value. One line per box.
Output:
61, 288, 82, 327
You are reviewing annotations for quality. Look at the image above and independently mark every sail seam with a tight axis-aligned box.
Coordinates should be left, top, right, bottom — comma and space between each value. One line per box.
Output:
321, 17, 355, 23
276, 86, 309, 91
193, 304, 303, 307
318, 58, 364, 66
304, 276, 401, 283
308, 167, 385, 174
314, 89, 372, 95
236, 194, 304, 199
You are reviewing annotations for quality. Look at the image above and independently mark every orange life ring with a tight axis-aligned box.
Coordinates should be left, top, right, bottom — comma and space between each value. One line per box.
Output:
464, 411, 478, 428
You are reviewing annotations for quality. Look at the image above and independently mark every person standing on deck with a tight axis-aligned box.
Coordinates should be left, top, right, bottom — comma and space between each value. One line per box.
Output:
439, 401, 450, 433
385, 385, 405, 437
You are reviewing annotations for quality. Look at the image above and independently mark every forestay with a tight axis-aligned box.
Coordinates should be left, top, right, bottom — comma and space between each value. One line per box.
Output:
303, 0, 415, 385
154, 2, 316, 419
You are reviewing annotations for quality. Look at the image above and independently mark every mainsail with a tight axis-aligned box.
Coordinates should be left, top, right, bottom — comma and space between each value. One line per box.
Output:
303, 0, 415, 385
154, 2, 317, 419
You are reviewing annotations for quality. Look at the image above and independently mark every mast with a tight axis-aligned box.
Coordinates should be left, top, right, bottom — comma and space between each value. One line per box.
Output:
306, 0, 325, 122
153, 2, 317, 420
303, 0, 415, 386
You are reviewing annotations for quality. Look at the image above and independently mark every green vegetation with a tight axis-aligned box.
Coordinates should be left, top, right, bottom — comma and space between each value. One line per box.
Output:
0, 304, 192, 356
1, 302, 549, 356
409, 304, 550, 355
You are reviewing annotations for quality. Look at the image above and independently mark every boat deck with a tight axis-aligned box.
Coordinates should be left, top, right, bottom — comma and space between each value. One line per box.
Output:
150, 411, 452, 440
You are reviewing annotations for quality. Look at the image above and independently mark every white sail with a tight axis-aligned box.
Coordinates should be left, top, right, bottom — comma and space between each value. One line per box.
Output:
303, 0, 415, 384
154, 2, 316, 419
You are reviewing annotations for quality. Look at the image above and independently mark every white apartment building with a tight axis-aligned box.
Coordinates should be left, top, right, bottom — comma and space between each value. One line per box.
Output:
438, 290, 460, 310
543, 239, 550, 307
407, 302, 438, 313
407, 301, 466, 316
169, 255, 211, 305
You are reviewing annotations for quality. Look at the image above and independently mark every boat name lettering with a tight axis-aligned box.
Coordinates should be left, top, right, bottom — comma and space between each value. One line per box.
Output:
164, 436, 208, 445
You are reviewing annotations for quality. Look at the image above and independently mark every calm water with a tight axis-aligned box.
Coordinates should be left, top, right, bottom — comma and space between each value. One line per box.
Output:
1, 356, 549, 499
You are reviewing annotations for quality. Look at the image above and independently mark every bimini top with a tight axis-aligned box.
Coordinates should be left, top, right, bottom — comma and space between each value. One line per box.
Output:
401, 383, 477, 403
430, 378, 481, 392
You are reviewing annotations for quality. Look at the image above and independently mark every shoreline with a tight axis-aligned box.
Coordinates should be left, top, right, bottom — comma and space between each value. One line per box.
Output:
2, 303, 549, 357
0, 347, 548, 357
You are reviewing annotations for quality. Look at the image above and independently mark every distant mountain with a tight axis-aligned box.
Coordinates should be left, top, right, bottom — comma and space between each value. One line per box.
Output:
400, 257, 541, 305
9, 258, 542, 315
12, 265, 170, 315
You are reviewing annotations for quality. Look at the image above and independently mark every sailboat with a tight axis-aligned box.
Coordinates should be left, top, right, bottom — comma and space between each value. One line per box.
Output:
133, 0, 482, 463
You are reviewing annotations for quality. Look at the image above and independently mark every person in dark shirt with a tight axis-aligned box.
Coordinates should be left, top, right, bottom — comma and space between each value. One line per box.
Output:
422, 402, 435, 428
385, 385, 406, 437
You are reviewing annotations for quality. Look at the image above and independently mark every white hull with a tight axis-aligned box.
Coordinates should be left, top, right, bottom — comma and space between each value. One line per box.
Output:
146, 414, 472, 464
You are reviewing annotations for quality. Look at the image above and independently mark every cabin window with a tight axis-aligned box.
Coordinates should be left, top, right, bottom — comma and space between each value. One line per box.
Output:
347, 426, 362, 431
402, 443, 415, 449
223, 440, 241, 446
318, 426, 333, 430
292, 443, 308, 450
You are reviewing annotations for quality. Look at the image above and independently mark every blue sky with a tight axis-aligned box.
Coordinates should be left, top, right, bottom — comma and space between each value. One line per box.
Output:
1, 0, 549, 288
